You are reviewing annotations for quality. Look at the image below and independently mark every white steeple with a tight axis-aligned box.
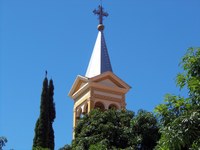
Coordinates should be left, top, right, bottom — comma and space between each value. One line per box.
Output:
85, 30, 112, 78
85, 5, 112, 78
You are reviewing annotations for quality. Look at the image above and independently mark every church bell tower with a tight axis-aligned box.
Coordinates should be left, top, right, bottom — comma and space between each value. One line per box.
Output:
68, 4, 131, 136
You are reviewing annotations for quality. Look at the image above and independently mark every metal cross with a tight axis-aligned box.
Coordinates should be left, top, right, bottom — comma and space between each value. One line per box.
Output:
93, 5, 109, 24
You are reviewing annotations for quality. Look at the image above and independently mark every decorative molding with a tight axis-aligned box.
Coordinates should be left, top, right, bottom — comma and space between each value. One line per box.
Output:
94, 90, 122, 99
93, 94, 122, 103
92, 87, 123, 95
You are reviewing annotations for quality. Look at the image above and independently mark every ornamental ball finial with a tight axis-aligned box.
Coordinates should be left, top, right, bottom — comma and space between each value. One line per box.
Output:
98, 24, 104, 31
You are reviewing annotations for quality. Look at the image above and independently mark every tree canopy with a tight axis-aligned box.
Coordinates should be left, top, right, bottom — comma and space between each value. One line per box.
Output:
155, 47, 200, 150
71, 109, 159, 150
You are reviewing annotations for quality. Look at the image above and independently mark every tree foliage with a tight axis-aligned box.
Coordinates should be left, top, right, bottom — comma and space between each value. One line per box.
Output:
131, 110, 160, 150
155, 47, 200, 150
72, 109, 159, 150
58, 144, 72, 150
177, 47, 200, 105
0, 136, 7, 150
47, 79, 56, 149
33, 77, 56, 150
32, 146, 50, 150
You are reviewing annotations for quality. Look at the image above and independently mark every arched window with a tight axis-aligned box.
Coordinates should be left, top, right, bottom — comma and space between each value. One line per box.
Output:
94, 102, 105, 110
83, 103, 88, 114
85, 104, 88, 114
76, 108, 82, 119
108, 104, 118, 110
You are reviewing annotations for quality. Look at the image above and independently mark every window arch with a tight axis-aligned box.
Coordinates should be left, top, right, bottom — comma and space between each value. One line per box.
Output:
94, 102, 105, 110
108, 104, 118, 110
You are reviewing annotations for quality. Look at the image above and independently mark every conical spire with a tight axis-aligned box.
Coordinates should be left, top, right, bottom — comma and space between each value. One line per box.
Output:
85, 31, 112, 78
85, 5, 112, 78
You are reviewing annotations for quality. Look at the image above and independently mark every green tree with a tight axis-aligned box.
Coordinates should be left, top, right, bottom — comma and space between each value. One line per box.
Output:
73, 109, 134, 150
33, 77, 49, 149
0, 136, 7, 150
58, 145, 72, 150
47, 79, 56, 150
72, 109, 159, 150
131, 110, 160, 150
33, 75, 56, 150
155, 47, 200, 150
33, 147, 50, 150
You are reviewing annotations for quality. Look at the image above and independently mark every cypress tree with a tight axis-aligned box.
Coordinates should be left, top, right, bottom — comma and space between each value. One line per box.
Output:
33, 75, 56, 150
47, 79, 56, 150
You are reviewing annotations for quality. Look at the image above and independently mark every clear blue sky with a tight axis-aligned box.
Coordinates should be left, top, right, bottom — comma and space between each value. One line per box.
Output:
0, 0, 200, 149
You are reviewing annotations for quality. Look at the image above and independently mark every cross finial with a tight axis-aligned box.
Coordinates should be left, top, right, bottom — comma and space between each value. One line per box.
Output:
93, 5, 109, 25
